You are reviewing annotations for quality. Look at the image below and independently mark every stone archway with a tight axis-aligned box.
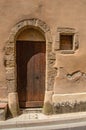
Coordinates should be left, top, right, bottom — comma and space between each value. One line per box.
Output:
5, 18, 56, 117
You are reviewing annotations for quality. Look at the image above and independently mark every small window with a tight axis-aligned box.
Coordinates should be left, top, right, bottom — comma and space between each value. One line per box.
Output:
60, 34, 73, 50
54, 28, 79, 53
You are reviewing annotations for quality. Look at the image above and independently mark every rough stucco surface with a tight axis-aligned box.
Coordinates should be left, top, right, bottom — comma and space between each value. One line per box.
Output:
56, 53, 86, 73
0, 0, 86, 113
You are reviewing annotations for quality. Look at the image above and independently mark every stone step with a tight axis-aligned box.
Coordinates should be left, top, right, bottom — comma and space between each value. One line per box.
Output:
21, 108, 42, 114
0, 103, 7, 120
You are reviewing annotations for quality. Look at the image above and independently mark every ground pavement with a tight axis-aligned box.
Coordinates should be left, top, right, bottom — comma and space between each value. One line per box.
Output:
1, 109, 86, 129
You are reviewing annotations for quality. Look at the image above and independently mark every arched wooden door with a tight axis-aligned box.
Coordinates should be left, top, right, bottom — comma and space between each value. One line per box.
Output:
16, 41, 46, 108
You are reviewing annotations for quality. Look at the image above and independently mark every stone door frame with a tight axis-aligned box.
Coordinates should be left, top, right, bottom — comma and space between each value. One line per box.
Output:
4, 18, 56, 116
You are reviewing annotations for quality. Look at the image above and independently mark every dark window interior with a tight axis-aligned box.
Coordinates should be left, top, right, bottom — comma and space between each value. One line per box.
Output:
60, 34, 73, 50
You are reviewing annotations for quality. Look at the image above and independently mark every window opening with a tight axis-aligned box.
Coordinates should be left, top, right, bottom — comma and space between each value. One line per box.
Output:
60, 34, 73, 50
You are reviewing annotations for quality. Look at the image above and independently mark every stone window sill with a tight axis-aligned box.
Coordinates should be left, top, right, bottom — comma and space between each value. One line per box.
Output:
59, 50, 75, 54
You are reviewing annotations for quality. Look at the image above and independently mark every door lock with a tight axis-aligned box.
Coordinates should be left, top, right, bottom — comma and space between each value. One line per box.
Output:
35, 76, 39, 79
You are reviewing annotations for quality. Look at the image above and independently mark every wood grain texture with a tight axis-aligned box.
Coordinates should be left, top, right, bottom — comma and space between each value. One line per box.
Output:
16, 41, 46, 108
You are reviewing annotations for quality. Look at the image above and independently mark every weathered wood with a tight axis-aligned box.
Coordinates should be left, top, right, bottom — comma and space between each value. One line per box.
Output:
16, 41, 46, 108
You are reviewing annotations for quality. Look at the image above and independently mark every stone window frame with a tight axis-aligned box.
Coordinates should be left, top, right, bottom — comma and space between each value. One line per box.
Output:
4, 18, 57, 115
54, 27, 79, 54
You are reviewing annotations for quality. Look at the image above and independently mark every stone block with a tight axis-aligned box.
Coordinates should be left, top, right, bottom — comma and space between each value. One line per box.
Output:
0, 103, 7, 120
27, 18, 37, 26
5, 54, 14, 61
5, 46, 14, 55
45, 31, 52, 43
37, 19, 50, 32
43, 101, 53, 115
0, 109, 6, 120
8, 92, 20, 117
6, 68, 15, 80
5, 60, 15, 67
7, 80, 16, 93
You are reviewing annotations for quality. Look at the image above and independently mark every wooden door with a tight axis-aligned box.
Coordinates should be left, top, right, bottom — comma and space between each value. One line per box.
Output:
16, 41, 46, 108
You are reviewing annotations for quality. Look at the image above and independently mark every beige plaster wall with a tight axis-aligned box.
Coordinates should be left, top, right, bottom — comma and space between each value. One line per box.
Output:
0, 0, 86, 101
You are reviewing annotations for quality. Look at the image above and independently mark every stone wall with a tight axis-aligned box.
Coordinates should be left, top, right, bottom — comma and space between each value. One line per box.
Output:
0, 0, 86, 115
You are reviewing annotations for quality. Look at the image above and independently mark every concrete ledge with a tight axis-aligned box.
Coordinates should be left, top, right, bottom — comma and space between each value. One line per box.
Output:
52, 93, 86, 103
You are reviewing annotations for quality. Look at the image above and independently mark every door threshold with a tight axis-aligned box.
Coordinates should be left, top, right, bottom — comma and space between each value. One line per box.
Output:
20, 108, 42, 114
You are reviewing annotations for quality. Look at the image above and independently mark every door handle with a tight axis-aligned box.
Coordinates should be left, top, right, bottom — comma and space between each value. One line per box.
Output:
35, 76, 39, 79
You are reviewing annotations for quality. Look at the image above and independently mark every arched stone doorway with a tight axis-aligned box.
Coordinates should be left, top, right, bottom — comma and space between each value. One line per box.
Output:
16, 27, 46, 108
5, 18, 56, 117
